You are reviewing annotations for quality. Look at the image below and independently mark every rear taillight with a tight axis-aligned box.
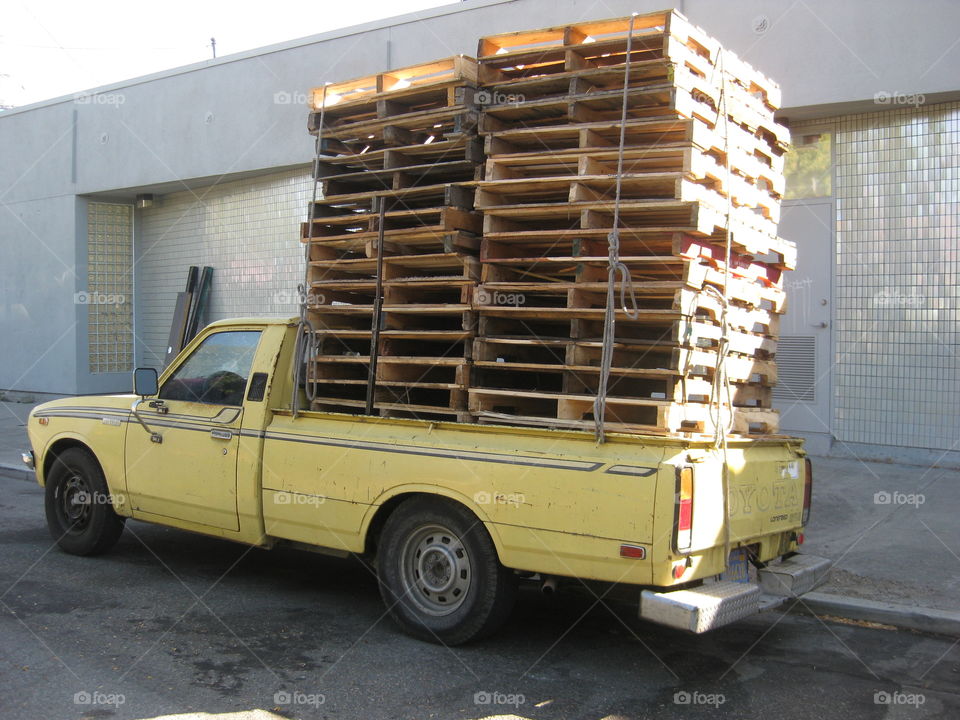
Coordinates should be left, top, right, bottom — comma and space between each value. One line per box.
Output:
802, 458, 813, 525
675, 467, 694, 552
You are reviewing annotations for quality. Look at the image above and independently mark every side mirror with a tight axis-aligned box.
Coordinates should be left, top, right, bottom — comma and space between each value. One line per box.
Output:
133, 368, 159, 397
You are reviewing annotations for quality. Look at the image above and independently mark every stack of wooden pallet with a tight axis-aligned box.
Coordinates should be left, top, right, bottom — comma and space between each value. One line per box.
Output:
467, 10, 792, 435
302, 57, 483, 421
299, 10, 796, 437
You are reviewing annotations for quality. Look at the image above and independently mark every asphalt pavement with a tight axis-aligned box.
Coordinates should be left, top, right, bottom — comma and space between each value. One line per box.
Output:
1, 478, 958, 720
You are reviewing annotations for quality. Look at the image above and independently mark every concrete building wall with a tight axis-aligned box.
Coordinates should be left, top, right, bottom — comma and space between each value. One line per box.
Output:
1, 194, 79, 395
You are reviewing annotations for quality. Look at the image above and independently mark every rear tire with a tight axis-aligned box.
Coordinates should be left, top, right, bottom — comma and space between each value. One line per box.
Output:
377, 497, 516, 645
44, 448, 125, 556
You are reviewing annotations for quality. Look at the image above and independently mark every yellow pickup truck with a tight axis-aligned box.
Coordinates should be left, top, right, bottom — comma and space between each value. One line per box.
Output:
24, 317, 828, 644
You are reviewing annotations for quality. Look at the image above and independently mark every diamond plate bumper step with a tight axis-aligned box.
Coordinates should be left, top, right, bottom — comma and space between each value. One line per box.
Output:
641, 581, 761, 633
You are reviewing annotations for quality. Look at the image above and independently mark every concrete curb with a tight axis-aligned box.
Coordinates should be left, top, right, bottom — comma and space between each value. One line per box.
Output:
794, 591, 960, 638
0, 462, 33, 482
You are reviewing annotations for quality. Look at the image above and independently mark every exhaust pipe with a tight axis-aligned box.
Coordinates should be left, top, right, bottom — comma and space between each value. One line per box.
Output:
540, 576, 558, 595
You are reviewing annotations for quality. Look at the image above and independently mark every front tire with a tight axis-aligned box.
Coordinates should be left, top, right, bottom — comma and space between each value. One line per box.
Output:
44, 448, 125, 556
377, 497, 516, 645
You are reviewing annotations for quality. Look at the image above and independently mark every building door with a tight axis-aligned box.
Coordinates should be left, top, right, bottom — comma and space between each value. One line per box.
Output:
775, 200, 833, 452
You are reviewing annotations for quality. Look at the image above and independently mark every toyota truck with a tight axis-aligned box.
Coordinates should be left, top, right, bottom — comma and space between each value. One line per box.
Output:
23, 316, 828, 644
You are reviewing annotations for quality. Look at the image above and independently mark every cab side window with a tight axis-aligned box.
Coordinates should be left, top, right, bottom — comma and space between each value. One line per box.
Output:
159, 331, 261, 406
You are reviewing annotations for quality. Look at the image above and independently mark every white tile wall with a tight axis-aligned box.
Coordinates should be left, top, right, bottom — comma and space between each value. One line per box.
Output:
136, 168, 312, 366
834, 101, 960, 450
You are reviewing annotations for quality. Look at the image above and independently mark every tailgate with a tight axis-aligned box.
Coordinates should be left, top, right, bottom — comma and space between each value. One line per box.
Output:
668, 442, 808, 557
726, 444, 807, 543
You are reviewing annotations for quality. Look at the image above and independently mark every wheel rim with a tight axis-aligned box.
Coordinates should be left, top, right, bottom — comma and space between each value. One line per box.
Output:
57, 472, 93, 534
400, 523, 472, 616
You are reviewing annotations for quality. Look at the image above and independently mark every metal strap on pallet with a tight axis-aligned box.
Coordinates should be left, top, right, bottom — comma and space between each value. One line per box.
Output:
594, 13, 640, 444
365, 198, 387, 415
292, 84, 329, 418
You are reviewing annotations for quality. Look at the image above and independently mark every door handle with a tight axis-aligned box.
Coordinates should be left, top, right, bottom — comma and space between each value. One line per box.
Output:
210, 429, 233, 440
811, 322, 828, 328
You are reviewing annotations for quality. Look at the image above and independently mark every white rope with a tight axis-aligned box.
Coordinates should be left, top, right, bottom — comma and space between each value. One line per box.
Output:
708, 51, 735, 563
595, 13, 640, 444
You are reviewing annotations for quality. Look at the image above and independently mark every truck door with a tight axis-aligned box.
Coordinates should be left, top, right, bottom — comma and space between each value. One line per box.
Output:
124, 330, 262, 531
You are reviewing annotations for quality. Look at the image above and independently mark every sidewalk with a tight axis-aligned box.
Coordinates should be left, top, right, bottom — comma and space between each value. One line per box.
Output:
801, 455, 960, 614
0, 394, 52, 479
1, 399, 956, 628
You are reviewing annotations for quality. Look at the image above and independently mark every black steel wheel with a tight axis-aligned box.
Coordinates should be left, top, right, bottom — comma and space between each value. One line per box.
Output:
44, 448, 125, 556
377, 497, 516, 645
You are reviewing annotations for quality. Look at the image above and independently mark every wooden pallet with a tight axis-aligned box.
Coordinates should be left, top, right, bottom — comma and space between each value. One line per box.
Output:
479, 233, 786, 303
482, 143, 784, 202
312, 56, 478, 109
480, 198, 790, 268
479, 223, 795, 273
310, 55, 478, 119
310, 103, 479, 144
472, 360, 771, 405
483, 118, 785, 191
472, 336, 776, 384
474, 309, 775, 357
308, 325, 474, 356
306, 314, 476, 420
476, 11, 781, 110
308, 229, 478, 259
480, 194, 778, 244
310, 251, 480, 282
468, 387, 778, 435
304, 205, 482, 241
478, 82, 713, 132
478, 82, 788, 150
309, 277, 476, 309
318, 160, 481, 197
479, 62, 780, 140
473, 171, 779, 223
475, 280, 780, 330
311, 183, 476, 218
317, 135, 484, 175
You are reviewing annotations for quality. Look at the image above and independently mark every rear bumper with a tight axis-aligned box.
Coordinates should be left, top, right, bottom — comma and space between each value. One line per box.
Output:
21, 451, 34, 470
642, 581, 761, 633
758, 553, 832, 597
640, 553, 830, 633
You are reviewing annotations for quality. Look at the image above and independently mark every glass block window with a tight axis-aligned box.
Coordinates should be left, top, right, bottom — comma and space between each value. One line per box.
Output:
834, 101, 960, 450
87, 202, 134, 373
